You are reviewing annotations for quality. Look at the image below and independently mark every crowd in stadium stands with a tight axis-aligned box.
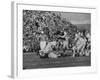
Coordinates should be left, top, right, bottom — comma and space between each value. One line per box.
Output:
23, 10, 91, 58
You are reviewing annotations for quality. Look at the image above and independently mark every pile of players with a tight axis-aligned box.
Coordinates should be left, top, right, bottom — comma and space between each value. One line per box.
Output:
37, 29, 91, 58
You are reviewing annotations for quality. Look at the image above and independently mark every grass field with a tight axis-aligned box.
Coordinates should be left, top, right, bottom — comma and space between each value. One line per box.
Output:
23, 52, 91, 70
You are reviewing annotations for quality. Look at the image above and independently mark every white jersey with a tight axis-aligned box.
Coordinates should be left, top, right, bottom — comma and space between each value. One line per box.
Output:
40, 41, 46, 50
48, 52, 58, 58
43, 41, 56, 53
76, 37, 86, 50
86, 33, 91, 42
43, 43, 52, 53
63, 36, 69, 48
49, 41, 56, 46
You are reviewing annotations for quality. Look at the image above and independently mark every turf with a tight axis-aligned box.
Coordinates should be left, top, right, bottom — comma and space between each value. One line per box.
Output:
23, 52, 91, 70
